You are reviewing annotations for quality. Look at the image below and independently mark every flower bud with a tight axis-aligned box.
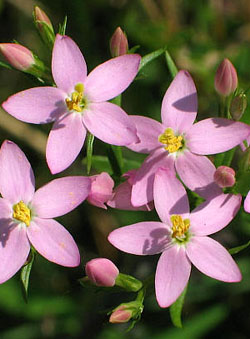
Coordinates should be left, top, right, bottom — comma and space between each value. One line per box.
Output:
244, 191, 250, 213
85, 258, 119, 287
33, 6, 55, 50
110, 27, 128, 58
0, 43, 35, 71
214, 58, 238, 96
109, 305, 133, 323
214, 166, 236, 188
87, 172, 114, 209
230, 93, 247, 121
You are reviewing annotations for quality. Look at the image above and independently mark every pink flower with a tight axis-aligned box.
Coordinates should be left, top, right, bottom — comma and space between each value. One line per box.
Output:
87, 172, 114, 209
2, 34, 140, 174
85, 258, 119, 287
127, 70, 250, 206
244, 191, 250, 213
0, 140, 91, 284
108, 168, 242, 308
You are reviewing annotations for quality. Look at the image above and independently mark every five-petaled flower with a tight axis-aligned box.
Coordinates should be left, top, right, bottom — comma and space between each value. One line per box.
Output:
0, 140, 91, 284
108, 167, 242, 308
2, 34, 140, 174
127, 70, 250, 207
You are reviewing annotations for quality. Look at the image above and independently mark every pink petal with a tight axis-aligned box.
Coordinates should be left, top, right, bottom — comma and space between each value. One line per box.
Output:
154, 167, 190, 224
155, 246, 191, 308
131, 149, 174, 207
126, 115, 164, 154
52, 34, 87, 93
108, 222, 170, 255
31, 176, 91, 218
175, 151, 222, 199
0, 222, 30, 284
186, 236, 241, 282
84, 54, 141, 102
0, 140, 35, 204
2, 87, 67, 123
161, 70, 197, 133
186, 118, 250, 155
87, 172, 114, 209
83, 102, 138, 145
46, 113, 87, 174
190, 193, 242, 236
27, 218, 80, 267
244, 191, 250, 213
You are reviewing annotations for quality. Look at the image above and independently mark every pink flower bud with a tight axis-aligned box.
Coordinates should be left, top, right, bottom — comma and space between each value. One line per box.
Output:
34, 6, 53, 31
214, 58, 238, 96
0, 43, 35, 71
109, 305, 132, 323
85, 258, 119, 287
214, 166, 236, 188
87, 172, 114, 209
110, 27, 128, 58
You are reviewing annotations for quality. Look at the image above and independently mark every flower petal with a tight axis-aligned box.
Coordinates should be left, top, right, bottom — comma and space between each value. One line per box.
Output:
175, 151, 222, 199
0, 140, 35, 203
190, 193, 242, 236
0, 222, 30, 284
2, 87, 67, 124
126, 115, 164, 154
244, 191, 250, 213
52, 34, 87, 93
83, 102, 138, 145
32, 176, 91, 218
186, 236, 241, 282
131, 149, 175, 207
27, 218, 80, 267
108, 222, 170, 255
154, 167, 190, 224
46, 113, 87, 174
155, 246, 191, 308
84, 54, 141, 102
186, 118, 250, 155
161, 70, 197, 133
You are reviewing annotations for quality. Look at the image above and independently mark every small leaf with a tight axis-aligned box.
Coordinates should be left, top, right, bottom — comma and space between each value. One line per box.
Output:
86, 132, 95, 174
169, 284, 188, 328
106, 145, 123, 179
165, 51, 178, 79
20, 249, 35, 303
0, 60, 13, 70
58, 16, 67, 35
229, 240, 250, 255
128, 45, 140, 54
139, 47, 167, 72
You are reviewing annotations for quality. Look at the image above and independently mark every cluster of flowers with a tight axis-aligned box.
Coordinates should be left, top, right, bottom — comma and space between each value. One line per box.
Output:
0, 6, 249, 324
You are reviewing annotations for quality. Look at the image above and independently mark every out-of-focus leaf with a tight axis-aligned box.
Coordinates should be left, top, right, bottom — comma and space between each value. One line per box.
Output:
20, 249, 35, 303
165, 51, 178, 79
139, 47, 167, 72
229, 240, 250, 254
169, 284, 188, 328
82, 155, 112, 174
86, 132, 95, 174
58, 16, 67, 35
0, 60, 12, 70
235, 171, 250, 195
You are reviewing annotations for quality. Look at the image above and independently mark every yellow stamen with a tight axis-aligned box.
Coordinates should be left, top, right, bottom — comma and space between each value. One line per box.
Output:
158, 128, 183, 153
13, 201, 31, 226
65, 83, 85, 112
171, 215, 190, 240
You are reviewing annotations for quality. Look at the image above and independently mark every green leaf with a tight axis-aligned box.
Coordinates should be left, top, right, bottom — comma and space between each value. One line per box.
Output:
20, 249, 35, 303
139, 47, 167, 72
229, 240, 250, 254
115, 273, 143, 292
0, 60, 13, 70
106, 145, 123, 178
169, 284, 188, 328
58, 16, 67, 35
165, 51, 178, 79
235, 171, 250, 195
110, 94, 121, 106
86, 132, 95, 174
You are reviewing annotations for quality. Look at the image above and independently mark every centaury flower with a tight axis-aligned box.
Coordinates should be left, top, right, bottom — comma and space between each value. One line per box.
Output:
2, 34, 140, 174
127, 70, 250, 206
0, 140, 91, 284
108, 168, 242, 307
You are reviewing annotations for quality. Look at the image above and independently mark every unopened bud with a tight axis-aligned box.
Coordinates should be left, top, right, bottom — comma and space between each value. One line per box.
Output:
214, 166, 236, 188
244, 191, 250, 213
87, 172, 114, 209
33, 6, 55, 50
109, 305, 133, 323
214, 58, 238, 96
110, 27, 128, 58
85, 258, 119, 287
230, 93, 247, 120
0, 43, 35, 71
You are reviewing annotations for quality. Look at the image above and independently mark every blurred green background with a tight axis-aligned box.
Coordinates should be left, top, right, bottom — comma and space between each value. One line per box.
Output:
0, 0, 250, 338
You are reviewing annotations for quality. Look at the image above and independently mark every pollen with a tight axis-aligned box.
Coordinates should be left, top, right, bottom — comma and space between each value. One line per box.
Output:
158, 128, 183, 153
65, 83, 85, 112
13, 200, 31, 226
171, 215, 190, 240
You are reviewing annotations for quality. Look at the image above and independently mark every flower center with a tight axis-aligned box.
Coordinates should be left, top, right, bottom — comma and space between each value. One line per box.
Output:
171, 215, 190, 241
12, 201, 31, 226
65, 83, 86, 112
158, 128, 183, 153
